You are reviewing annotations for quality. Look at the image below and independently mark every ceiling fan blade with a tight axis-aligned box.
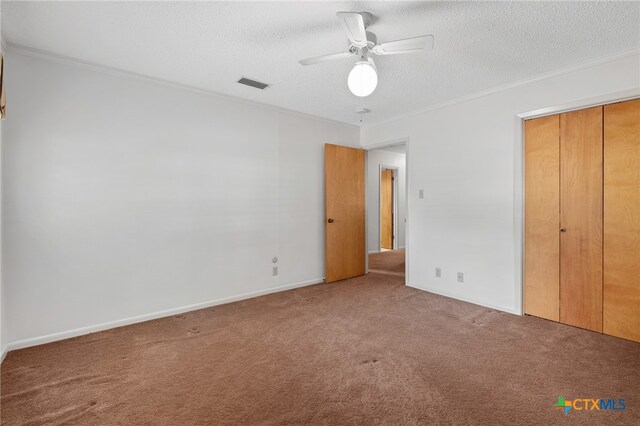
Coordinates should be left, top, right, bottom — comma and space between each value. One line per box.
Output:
299, 51, 355, 66
336, 12, 368, 48
372, 35, 434, 55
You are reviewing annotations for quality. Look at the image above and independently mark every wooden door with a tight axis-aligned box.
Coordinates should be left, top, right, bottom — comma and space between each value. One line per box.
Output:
559, 106, 603, 332
524, 115, 560, 321
604, 99, 640, 342
325, 144, 366, 283
380, 169, 394, 250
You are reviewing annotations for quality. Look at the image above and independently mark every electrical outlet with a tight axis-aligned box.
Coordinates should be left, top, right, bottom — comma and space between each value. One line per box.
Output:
272, 266, 278, 276
457, 272, 464, 283
435, 267, 441, 278
419, 189, 424, 199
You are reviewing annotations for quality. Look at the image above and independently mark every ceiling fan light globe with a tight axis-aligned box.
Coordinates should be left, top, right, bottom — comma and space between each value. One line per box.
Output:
348, 60, 377, 97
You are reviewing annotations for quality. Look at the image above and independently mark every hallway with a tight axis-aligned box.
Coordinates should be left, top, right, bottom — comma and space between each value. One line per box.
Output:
368, 249, 405, 278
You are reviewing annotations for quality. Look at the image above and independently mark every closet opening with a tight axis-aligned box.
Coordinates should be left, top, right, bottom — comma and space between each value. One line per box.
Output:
522, 97, 639, 342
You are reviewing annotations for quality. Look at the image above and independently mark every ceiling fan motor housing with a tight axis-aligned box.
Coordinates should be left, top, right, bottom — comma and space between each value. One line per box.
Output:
350, 32, 377, 57
364, 31, 377, 47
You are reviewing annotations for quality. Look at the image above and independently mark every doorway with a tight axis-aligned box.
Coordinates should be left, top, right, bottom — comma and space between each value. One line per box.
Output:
366, 143, 407, 278
323, 141, 409, 283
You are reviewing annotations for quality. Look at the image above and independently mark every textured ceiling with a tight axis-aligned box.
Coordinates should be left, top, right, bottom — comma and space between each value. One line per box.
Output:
2, 1, 639, 125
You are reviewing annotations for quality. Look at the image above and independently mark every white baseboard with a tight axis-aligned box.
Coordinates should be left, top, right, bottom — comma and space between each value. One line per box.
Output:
1, 345, 7, 364
407, 282, 517, 315
5, 277, 324, 354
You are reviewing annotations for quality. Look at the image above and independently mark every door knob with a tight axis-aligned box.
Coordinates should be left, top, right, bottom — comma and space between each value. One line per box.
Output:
560, 228, 567, 232
328, 218, 334, 223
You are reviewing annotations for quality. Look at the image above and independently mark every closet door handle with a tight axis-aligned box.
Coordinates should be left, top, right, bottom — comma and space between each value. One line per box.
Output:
560, 228, 567, 232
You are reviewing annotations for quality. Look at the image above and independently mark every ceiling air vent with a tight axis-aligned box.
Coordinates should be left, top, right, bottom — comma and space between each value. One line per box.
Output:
237, 77, 270, 90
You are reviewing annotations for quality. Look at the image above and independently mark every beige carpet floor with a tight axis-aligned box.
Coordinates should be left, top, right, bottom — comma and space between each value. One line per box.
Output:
368, 248, 405, 276
1, 250, 639, 425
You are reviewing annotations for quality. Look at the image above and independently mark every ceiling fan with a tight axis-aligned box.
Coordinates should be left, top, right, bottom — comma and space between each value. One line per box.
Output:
299, 12, 434, 97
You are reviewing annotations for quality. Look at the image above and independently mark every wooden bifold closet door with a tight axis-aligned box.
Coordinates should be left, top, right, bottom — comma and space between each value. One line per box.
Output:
523, 108, 603, 330
559, 107, 603, 332
524, 115, 560, 322
524, 107, 604, 331
603, 99, 640, 342
525, 98, 640, 342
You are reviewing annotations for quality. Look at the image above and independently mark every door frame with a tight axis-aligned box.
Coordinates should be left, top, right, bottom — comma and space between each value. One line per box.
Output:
364, 137, 410, 283
516, 89, 639, 316
378, 165, 399, 251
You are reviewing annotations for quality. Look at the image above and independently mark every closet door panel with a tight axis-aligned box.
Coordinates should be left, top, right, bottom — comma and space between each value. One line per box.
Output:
604, 99, 640, 342
524, 115, 560, 321
559, 107, 603, 332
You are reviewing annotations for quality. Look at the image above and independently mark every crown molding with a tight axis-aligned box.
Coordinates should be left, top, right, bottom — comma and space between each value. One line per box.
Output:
367, 47, 640, 128
517, 89, 640, 120
3, 41, 360, 130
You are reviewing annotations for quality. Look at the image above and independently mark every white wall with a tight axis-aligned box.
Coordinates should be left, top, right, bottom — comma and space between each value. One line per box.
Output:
0, 9, 5, 358
0, 95, 4, 360
1, 115, 5, 360
366, 149, 406, 252
3, 46, 639, 351
2, 50, 359, 347
361, 50, 640, 314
